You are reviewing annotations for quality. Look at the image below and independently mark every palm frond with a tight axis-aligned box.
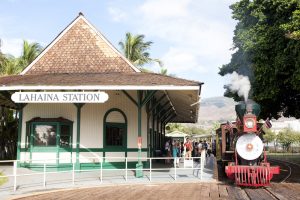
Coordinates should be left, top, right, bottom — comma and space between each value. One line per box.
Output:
118, 32, 162, 68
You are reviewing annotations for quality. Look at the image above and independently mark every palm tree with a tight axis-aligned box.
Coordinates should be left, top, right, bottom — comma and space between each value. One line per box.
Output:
160, 67, 168, 75
0, 39, 6, 69
0, 40, 42, 76
1, 55, 21, 75
119, 32, 162, 68
18, 40, 42, 70
0, 39, 42, 159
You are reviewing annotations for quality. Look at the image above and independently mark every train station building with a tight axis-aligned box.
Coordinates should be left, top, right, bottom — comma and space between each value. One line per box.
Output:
0, 14, 202, 170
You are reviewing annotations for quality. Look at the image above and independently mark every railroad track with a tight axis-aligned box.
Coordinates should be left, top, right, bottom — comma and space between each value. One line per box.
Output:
268, 158, 300, 183
244, 159, 300, 200
218, 159, 300, 199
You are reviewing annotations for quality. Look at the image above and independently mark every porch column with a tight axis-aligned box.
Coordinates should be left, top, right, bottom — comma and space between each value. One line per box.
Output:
16, 104, 26, 162
122, 90, 157, 177
137, 91, 142, 164
74, 103, 84, 170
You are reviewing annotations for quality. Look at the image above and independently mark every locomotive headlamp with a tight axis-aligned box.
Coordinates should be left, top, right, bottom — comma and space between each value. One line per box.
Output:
247, 143, 253, 151
243, 114, 257, 132
245, 118, 255, 129
236, 134, 263, 160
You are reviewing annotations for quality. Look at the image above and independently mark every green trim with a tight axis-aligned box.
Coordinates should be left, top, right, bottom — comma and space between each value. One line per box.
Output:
137, 91, 142, 165
103, 108, 128, 156
154, 102, 170, 117
159, 107, 173, 120
27, 120, 73, 165
122, 91, 138, 106
103, 108, 128, 124
161, 110, 175, 123
141, 90, 157, 107
75, 103, 84, 170
164, 113, 177, 124
150, 94, 166, 113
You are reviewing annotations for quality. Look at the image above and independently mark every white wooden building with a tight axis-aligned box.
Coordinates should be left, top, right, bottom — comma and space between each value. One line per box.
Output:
0, 13, 203, 170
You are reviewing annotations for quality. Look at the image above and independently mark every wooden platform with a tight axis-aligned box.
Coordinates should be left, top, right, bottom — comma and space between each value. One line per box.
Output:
12, 182, 300, 200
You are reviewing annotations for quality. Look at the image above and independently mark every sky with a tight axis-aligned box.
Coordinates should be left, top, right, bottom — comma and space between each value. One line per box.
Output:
0, 0, 238, 98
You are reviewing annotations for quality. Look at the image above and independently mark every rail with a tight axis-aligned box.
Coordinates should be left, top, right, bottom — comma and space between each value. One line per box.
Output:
0, 151, 206, 192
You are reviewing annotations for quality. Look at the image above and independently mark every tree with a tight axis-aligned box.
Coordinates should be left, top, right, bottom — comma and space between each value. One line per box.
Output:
0, 39, 42, 159
219, 0, 300, 119
119, 32, 162, 69
18, 40, 42, 70
167, 123, 187, 133
1, 55, 21, 75
276, 128, 298, 152
0, 40, 42, 75
160, 67, 168, 75
263, 128, 276, 147
281, 9, 300, 40
166, 123, 207, 136
0, 39, 6, 68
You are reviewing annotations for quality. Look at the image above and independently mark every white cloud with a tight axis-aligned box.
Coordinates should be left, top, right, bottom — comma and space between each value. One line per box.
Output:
140, 0, 190, 20
0, 38, 23, 57
162, 47, 208, 74
108, 7, 127, 22
132, 0, 237, 97
137, 0, 234, 63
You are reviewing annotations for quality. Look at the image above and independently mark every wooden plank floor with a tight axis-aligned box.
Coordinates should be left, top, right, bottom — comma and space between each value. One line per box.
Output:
13, 183, 300, 200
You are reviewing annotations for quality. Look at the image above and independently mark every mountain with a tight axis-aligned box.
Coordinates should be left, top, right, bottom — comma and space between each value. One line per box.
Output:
198, 96, 237, 123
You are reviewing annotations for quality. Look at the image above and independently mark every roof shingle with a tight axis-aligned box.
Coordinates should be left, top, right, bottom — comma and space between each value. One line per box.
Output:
22, 15, 139, 75
0, 73, 201, 87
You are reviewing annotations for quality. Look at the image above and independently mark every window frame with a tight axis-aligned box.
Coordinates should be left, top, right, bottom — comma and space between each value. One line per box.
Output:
59, 123, 73, 148
103, 108, 127, 151
31, 122, 58, 149
27, 118, 73, 152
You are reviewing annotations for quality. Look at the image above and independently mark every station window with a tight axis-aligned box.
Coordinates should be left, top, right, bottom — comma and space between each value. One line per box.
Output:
27, 117, 73, 148
106, 124, 125, 146
104, 109, 127, 149
60, 124, 72, 147
33, 124, 57, 146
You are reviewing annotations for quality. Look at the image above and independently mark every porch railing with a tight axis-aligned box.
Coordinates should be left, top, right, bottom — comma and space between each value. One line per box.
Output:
0, 151, 206, 192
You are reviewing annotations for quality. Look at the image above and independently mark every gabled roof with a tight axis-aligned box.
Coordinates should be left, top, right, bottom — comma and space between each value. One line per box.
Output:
21, 13, 140, 75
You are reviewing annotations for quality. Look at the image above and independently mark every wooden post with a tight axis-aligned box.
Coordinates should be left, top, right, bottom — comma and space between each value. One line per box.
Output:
74, 103, 84, 170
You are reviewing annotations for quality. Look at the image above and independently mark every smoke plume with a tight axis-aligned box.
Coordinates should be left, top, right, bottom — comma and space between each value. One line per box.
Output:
227, 71, 251, 102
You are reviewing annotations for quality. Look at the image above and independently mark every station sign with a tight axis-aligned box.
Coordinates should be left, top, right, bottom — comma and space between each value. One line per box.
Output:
11, 91, 109, 103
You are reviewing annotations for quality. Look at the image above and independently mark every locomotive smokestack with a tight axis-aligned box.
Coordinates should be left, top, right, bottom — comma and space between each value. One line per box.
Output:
246, 103, 253, 114
235, 99, 261, 121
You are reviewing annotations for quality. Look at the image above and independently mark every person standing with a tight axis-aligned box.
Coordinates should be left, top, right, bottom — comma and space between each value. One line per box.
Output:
207, 142, 211, 157
165, 140, 171, 164
198, 141, 203, 157
172, 140, 179, 167
184, 139, 193, 159
203, 140, 208, 157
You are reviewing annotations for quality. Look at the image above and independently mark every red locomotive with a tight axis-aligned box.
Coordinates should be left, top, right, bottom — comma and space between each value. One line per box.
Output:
215, 100, 280, 187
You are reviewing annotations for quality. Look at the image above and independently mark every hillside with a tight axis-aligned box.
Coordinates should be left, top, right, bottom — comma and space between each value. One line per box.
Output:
198, 96, 237, 123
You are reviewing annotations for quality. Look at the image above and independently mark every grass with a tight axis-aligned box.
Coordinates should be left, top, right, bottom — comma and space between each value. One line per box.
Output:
0, 172, 8, 186
267, 153, 300, 165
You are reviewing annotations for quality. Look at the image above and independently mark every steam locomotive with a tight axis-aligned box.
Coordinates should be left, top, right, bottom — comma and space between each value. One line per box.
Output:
215, 100, 280, 187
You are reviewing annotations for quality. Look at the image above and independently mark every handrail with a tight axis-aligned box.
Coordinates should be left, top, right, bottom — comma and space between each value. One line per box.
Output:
0, 151, 206, 192
0, 156, 203, 162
